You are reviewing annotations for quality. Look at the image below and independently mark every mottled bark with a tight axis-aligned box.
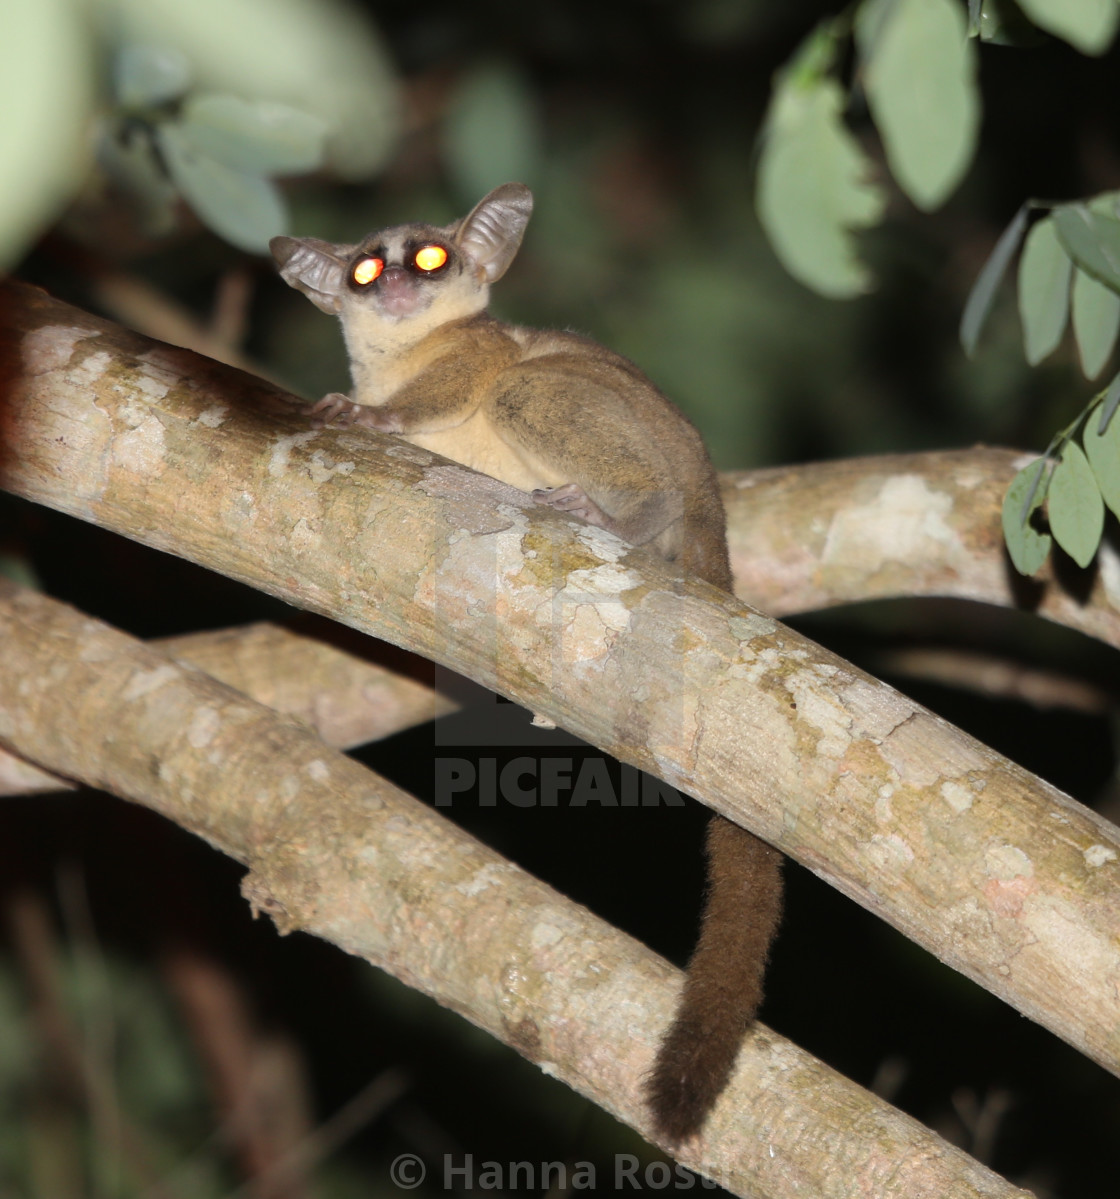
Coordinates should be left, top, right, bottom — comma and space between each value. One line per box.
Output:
0, 621, 455, 795
1, 279, 1116, 1196
0, 580, 1029, 1199
722, 452, 1120, 650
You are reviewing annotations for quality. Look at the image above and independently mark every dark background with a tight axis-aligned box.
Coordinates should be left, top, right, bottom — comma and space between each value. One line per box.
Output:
3, 1, 1120, 1194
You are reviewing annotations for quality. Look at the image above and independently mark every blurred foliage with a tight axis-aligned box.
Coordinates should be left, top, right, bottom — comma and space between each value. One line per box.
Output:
0, 0, 94, 269
0, 925, 213, 1196
1, 0, 399, 262
756, 27, 887, 300
14, 0, 1096, 473
749, 0, 1120, 574
755, 0, 1116, 299
90, 0, 399, 178
6, 0, 1120, 1195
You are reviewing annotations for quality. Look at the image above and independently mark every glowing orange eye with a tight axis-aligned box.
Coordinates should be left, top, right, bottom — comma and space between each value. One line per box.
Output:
414, 244, 448, 272
352, 257, 383, 285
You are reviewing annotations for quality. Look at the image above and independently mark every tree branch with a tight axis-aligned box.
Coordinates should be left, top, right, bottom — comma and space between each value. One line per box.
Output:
0, 621, 455, 795
2, 280, 1117, 1087
723, 451, 1120, 651
0, 579, 1031, 1199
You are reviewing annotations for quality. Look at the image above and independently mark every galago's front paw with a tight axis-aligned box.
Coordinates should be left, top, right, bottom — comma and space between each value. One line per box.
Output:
308, 393, 364, 429
308, 395, 401, 433
531, 483, 610, 529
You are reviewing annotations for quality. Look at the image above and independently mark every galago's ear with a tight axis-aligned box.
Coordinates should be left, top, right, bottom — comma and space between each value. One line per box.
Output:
270, 236, 356, 314
451, 183, 534, 283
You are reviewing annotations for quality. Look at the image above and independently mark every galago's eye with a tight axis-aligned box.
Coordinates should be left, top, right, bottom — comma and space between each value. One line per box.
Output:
413, 244, 449, 272
352, 257, 384, 285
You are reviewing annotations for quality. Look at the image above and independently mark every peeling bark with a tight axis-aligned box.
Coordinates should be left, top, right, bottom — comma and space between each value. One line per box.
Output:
0, 580, 1030, 1199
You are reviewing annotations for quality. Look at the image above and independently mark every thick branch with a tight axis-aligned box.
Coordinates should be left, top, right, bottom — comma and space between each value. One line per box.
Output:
0, 621, 454, 795
1, 283, 1118, 1084
722, 452, 1120, 650
0, 580, 1030, 1199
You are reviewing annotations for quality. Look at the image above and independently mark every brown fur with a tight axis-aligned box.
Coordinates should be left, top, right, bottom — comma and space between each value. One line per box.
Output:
271, 184, 784, 1141
647, 819, 783, 1140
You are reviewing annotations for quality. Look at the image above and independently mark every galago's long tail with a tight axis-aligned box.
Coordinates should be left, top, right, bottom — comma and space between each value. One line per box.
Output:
646, 816, 784, 1141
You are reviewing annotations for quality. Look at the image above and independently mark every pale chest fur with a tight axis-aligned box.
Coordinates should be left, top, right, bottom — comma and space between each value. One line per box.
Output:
340, 305, 570, 492
341, 294, 487, 406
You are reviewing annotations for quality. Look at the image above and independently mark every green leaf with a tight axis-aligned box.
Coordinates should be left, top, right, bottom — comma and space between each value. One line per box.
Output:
1017, 0, 1119, 54
960, 202, 1030, 356
1052, 204, 1120, 292
178, 93, 326, 175
1088, 190, 1120, 219
860, 0, 981, 211
88, 0, 400, 181
782, 18, 844, 88
0, 0, 94, 269
444, 62, 543, 204
1002, 459, 1052, 575
1018, 450, 1051, 524
1018, 216, 1073, 364
1098, 369, 1120, 433
114, 44, 191, 108
854, 0, 902, 59
1085, 397, 1120, 517
157, 122, 287, 252
1072, 268, 1120, 378
756, 64, 886, 298
1049, 441, 1105, 567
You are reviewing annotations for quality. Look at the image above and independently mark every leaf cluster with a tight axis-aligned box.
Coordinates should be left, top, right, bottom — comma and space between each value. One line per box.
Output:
756, 0, 980, 298
754, 0, 1120, 574
963, 193, 1120, 572
1, 0, 400, 267
100, 47, 328, 254
1002, 393, 1120, 573
755, 0, 1118, 298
